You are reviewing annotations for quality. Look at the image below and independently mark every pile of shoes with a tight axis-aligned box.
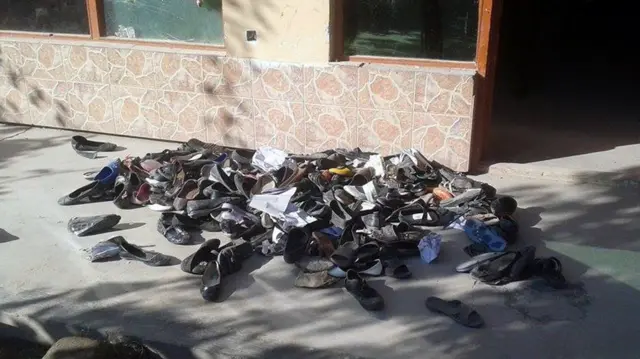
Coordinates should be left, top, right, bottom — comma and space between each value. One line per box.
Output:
59, 137, 548, 311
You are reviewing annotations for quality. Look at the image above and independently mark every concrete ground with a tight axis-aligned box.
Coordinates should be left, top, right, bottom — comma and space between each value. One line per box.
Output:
0, 124, 639, 359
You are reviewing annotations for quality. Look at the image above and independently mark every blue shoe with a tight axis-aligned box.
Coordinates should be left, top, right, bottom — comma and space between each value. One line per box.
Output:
463, 218, 507, 252
93, 159, 121, 185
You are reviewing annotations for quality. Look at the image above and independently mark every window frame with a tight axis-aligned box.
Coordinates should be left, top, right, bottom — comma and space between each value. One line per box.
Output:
0, 0, 226, 52
330, 0, 487, 70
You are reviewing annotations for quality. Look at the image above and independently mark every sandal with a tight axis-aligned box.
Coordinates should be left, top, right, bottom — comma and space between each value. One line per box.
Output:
425, 296, 484, 328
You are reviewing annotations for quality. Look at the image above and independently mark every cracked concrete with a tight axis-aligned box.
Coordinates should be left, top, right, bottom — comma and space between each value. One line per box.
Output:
0, 124, 639, 358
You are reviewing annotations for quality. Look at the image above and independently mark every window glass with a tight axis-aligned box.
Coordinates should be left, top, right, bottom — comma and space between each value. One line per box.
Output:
344, 0, 478, 61
103, 0, 223, 44
0, 0, 89, 34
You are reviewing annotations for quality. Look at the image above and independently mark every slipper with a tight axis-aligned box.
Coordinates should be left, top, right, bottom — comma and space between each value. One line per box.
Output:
72, 135, 118, 152
157, 215, 191, 245
283, 227, 311, 264
470, 252, 518, 283
294, 270, 340, 288
355, 242, 380, 263
109, 236, 173, 266
456, 251, 508, 273
383, 257, 411, 279
68, 214, 121, 236
330, 241, 358, 269
425, 296, 484, 328
57, 180, 110, 205
181, 239, 221, 274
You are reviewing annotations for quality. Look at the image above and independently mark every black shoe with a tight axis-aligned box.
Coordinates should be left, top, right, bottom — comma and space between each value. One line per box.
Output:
68, 214, 121, 236
344, 269, 384, 311
109, 236, 173, 266
181, 239, 221, 274
157, 215, 191, 245
72, 135, 118, 152
200, 259, 222, 301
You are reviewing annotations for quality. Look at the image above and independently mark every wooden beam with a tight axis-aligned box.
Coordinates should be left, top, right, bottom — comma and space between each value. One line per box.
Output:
85, 0, 105, 39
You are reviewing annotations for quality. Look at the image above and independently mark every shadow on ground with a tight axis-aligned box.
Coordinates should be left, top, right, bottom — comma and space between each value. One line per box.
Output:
1, 167, 640, 358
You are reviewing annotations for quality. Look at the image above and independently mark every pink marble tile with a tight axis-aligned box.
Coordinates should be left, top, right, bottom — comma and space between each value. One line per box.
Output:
357, 109, 412, 155
16, 43, 68, 81
111, 85, 163, 138
28, 79, 73, 128
65, 83, 115, 133
156, 90, 206, 141
304, 64, 358, 107
252, 62, 303, 102
412, 112, 471, 172
106, 48, 156, 88
202, 56, 252, 98
203, 95, 254, 148
305, 105, 357, 152
415, 73, 474, 116
358, 67, 415, 111
254, 100, 305, 153
0, 76, 31, 124
65, 46, 110, 84
1, 42, 25, 78
154, 53, 202, 93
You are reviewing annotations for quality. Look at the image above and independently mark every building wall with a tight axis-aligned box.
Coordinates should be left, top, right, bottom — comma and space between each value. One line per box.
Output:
222, 0, 330, 63
0, 3, 475, 172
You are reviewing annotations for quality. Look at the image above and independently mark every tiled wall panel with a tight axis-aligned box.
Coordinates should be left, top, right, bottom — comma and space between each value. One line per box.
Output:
0, 40, 475, 171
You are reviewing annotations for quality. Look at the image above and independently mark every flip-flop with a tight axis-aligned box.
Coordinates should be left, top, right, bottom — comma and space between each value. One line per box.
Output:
425, 296, 484, 328
456, 251, 508, 273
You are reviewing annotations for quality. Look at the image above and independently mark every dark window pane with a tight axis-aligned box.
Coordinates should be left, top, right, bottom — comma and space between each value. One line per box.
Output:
0, 0, 89, 34
344, 0, 478, 61
103, 0, 223, 44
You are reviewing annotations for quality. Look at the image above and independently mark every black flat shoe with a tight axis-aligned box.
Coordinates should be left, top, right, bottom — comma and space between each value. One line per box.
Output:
181, 239, 221, 274
58, 181, 110, 206
200, 259, 222, 301
72, 135, 118, 152
68, 214, 121, 236
109, 236, 173, 266
157, 215, 191, 245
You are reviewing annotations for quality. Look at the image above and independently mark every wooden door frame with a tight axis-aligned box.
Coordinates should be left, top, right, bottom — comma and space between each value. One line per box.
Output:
469, 0, 503, 172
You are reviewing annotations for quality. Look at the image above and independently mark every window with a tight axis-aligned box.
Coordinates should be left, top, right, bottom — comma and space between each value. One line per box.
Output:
103, 0, 223, 44
0, 0, 224, 46
0, 0, 89, 34
343, 0, 479, 61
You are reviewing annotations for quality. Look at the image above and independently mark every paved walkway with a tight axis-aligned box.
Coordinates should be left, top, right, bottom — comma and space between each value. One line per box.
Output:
0, 124, 639, 359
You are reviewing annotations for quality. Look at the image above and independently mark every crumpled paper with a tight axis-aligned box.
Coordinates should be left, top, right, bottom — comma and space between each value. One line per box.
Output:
418, 232, 442, 263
